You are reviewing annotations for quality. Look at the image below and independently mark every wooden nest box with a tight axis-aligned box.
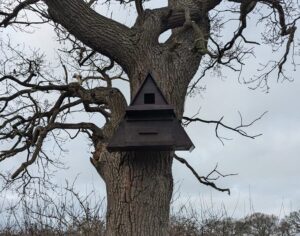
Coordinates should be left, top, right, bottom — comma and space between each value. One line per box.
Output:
107, 74, 194, 152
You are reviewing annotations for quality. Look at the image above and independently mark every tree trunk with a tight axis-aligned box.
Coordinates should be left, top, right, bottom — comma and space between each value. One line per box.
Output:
88, 1, 209, 235
95, 150, 173, 236
92, 52, 201, 235
91, 69, 180, 235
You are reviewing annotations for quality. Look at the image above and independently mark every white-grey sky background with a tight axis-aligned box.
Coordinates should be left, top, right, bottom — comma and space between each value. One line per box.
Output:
0, 0, 300, 219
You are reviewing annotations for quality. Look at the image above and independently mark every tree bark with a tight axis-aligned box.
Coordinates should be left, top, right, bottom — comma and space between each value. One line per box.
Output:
93, 150, 173, 236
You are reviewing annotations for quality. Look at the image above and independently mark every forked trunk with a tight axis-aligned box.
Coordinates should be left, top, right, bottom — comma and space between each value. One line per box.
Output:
91, 13, 204, 234
44, 2, 207, 233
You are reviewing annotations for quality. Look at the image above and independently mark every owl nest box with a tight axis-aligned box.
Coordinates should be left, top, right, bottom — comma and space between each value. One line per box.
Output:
107, 74, 194, 152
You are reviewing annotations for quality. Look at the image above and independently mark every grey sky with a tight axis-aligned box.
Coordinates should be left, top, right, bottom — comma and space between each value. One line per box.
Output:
0, 0, 299, 220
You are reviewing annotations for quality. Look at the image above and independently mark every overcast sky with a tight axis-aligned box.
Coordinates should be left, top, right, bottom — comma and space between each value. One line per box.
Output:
1, 0, 300, 219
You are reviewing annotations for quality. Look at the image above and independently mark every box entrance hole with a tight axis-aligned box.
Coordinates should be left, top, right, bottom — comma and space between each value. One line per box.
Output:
144, 93, 155, 104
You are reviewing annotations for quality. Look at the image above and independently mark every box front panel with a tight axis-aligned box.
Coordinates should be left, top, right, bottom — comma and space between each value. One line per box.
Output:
125, 120, 173, 147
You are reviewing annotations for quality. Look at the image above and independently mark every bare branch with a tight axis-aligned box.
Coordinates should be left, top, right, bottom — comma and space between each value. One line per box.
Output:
11, 128, 47, 179
174, 154, 236, 195
0, 0, 40, 27
182, 111, 268, 145
135, 0, 144, 17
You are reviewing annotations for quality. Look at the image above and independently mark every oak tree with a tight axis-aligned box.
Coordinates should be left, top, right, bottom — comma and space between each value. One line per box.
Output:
0, 0, 299, 235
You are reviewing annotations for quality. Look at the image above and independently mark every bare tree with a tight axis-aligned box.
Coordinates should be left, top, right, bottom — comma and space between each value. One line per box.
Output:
0, 0, 299, 235
285, 211, 300, 234
244, 212, 279, 236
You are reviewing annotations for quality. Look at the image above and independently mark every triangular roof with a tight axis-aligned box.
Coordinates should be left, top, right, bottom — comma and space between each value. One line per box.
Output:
130, 73, 169, 106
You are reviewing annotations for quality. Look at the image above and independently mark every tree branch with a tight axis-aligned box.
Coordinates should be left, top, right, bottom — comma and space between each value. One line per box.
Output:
135, 0, 144, 17
11, 128, 47, 179
44, 0, 135, 72
0, 0, 40, 27
182, 111, 267, 145
174, 154, 236, 195
158, 0, 221, 32
227, 0, 299, 84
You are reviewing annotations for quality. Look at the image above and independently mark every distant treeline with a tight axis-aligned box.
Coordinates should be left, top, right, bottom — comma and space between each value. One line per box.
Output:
170, 211, 300, 236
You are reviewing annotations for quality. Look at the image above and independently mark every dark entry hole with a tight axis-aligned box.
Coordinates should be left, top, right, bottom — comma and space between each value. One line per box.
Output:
144, 93, 155, 104
139, 132, 158, 135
